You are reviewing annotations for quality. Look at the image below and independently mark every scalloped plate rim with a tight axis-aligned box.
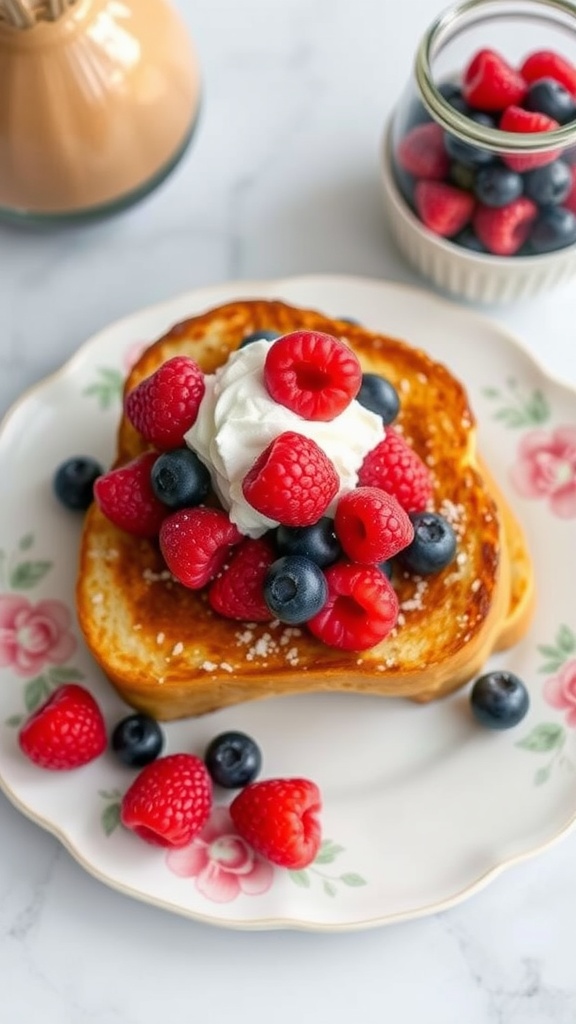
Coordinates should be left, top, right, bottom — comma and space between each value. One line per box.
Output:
0, 273, 575, 933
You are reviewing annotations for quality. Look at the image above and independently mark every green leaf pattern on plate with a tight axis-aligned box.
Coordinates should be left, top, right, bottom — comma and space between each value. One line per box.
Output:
518, 625, 576, 785
99, 791, 123, 836
0, 534, 52, 592
83, 367, 124, 410
289, 839, 367, 896
482, 378, 551, 428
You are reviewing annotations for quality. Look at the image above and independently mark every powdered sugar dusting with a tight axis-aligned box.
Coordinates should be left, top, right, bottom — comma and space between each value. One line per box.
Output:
234, 623, 303, 664
439, 498, 466, 539
400, 577, 429, 613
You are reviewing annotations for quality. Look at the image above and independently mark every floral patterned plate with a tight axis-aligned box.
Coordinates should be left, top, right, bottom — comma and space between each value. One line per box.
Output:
1, 275, 575, 932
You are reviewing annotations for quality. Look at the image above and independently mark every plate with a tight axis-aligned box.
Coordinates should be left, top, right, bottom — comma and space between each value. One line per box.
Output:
1, 274, 576, 932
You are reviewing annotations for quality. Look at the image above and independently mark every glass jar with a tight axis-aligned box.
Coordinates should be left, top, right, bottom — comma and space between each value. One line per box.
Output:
382, 0, 576, 301
0, 0, 201, 222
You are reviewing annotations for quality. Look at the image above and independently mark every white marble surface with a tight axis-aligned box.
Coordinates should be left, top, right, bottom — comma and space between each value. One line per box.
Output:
1, 0, 576, 1020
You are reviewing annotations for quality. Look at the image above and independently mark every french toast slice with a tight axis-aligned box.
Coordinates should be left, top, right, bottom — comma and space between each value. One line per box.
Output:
76, 300, 534, 720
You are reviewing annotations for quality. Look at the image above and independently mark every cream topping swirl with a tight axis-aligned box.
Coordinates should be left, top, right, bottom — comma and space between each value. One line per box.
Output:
184, 339, 385, 537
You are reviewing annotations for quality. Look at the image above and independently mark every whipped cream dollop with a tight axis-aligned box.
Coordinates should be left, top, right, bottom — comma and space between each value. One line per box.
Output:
184, 338, 385, 537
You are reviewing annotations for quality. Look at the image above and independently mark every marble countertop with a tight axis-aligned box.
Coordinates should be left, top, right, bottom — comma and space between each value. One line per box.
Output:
1, 0, 576, 1020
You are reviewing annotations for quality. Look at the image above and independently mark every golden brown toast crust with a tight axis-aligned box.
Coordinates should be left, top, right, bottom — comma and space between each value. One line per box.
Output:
76, 300, 532, 720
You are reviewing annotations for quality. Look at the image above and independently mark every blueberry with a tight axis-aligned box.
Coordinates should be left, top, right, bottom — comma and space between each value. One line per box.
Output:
151, 448, 211, 509
404, 82, 465, 131
449, 161, 477, 192
204, 731, 262, 788
379, 560, 393, 580
264, 555, 328, 624
111, 713, 164, 767
530, 206, 576, 253
399, 512, 457, 575
453, 226, 488, 253
239, 330, 281, 348
275, 518, 342, 568
473, 164, 523, 208
393, 164, 416, 208
438, 81, 469, 114
444, 113, 496, 168
53, 456, 103, 511
525, 77, 576, 125
470, 671, 530, 730
403, 97, 431, 131
356, 373, 400, 424
524, 160, 572, 207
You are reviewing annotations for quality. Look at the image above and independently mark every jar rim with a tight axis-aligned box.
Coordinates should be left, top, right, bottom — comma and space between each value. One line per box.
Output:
415, 0, 576, 153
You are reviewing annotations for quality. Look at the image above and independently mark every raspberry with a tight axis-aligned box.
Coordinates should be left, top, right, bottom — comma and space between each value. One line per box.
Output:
414, 181, 475, 237
18, 684, 107, 770
463, 49, 527, 111
159, 507, 243, 588
473, 196, 538, 255
264, 331, 362, 421
125, 356, 205, 450
208, 536, 276, 621
396, 122, 451, 180
358, 428, 433, 513
499, 106, 561, 171
520, 50, 576, 99
242, 431, 339, 527
230, 778, 322, 869
93, 451, 169, 538
307, 562, 399, 651
334, 486, 414, 563
120, 754, 212, 848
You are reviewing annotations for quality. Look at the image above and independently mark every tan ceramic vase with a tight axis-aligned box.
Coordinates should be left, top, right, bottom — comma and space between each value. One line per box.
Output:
0, 0, 201, 219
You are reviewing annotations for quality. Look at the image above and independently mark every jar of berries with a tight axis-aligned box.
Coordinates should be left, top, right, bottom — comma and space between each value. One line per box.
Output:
382, 0, 576, 303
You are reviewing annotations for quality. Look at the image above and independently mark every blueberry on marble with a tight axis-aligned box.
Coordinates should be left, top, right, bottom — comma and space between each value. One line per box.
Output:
111, 713, 164, 767
204, 731, 262, 788
530, 207, 576, 253
525, 77, 576, 125
357, 373, 400, 424
275, 518, 342, 568
473, 164, 523, 208
264, 555, 327, 624
151, 448, 211, 509
399, 512, 457, 575
470, 671, 530, 730
523, 160, 572, 207
239, 329, 281, 348
53, 455, 103, 511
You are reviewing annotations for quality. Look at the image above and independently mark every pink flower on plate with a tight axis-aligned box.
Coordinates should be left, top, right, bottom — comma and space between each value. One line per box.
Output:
544, 659, 576, 728
510, 425, 576, 518
0, 596, 77, 677
166, 805, 274, 903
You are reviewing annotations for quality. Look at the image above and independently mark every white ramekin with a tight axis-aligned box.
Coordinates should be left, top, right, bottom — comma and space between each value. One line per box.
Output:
381, 127, 576, 305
